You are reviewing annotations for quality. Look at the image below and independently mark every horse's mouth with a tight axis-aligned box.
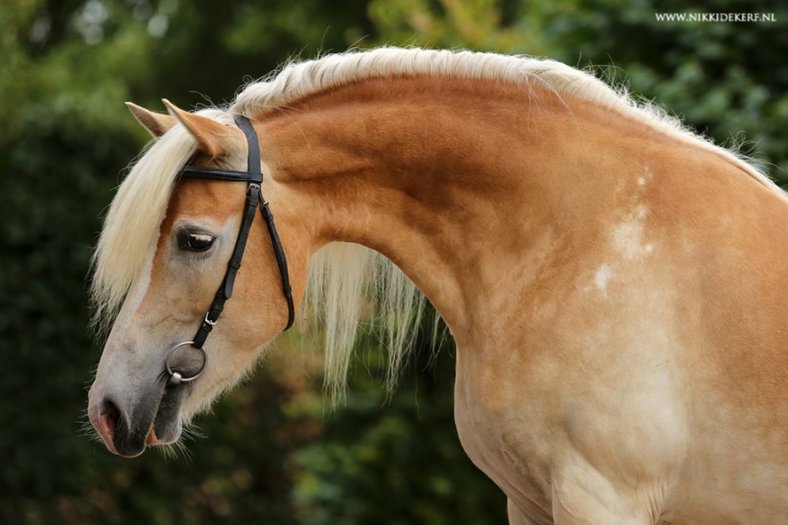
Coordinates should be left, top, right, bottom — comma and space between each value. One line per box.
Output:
108, 379, 188, 458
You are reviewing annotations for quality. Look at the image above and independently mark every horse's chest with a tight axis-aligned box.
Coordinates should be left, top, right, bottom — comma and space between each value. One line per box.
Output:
451, 339, 689, 522
453, 354, 557, 519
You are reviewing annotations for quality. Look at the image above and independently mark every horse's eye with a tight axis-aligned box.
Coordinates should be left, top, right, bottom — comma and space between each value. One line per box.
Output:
177, 231, 215, 252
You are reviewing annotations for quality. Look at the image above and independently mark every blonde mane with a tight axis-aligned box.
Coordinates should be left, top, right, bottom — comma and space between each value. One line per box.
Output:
232, 47, 785, 200
93, 47, 786, 399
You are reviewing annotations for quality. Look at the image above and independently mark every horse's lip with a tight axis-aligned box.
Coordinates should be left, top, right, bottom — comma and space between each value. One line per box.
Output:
110, 376, 186, 457
112, 397, 159, 458
151, 380, 188, 445
111, 425, 148, 457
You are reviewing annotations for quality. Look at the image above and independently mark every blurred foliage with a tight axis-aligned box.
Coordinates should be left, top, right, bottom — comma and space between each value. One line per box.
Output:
1, 0, 786, 523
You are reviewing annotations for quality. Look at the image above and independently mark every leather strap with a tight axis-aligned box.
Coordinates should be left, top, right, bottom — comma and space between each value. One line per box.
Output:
259, 196, 295, 329
233, 116, 262, 184
179, 167, 257, 182
191, 183, 261, 348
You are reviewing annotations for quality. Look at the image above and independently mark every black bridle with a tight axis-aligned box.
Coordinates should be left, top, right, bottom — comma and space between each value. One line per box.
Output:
164, 115, 294, 385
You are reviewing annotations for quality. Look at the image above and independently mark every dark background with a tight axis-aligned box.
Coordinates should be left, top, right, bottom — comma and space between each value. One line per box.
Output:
2, 0, 786, 523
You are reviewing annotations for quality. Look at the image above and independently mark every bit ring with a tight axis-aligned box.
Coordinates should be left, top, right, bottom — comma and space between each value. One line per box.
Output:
165, 341, 207, 385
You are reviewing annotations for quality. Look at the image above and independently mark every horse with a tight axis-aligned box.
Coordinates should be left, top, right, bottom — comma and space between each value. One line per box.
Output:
87, 48, 787, 524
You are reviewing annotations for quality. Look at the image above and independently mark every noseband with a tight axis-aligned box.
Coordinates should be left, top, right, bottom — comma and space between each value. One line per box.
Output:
164, 115, 295, 385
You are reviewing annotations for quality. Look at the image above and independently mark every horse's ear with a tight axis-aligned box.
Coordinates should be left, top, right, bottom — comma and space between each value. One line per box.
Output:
125, 102, 176, 138
162, 99, 231, 158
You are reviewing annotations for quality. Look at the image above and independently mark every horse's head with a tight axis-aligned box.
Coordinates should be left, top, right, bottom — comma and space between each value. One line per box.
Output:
87, 102, 303, 457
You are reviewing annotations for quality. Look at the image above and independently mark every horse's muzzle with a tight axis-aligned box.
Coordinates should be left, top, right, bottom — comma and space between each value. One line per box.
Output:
89, 379, 186, 457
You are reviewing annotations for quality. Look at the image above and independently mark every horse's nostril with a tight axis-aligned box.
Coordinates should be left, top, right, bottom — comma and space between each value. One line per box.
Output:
99, 398, 120, 434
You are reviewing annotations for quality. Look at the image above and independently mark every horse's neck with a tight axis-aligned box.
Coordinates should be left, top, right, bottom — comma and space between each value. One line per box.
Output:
259, 77, 665, 343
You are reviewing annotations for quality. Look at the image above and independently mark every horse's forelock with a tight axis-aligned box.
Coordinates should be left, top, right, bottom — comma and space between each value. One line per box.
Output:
90, 109, 233, 334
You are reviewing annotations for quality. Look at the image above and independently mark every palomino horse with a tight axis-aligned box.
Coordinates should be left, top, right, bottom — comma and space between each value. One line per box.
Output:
88, 48, 787, 524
